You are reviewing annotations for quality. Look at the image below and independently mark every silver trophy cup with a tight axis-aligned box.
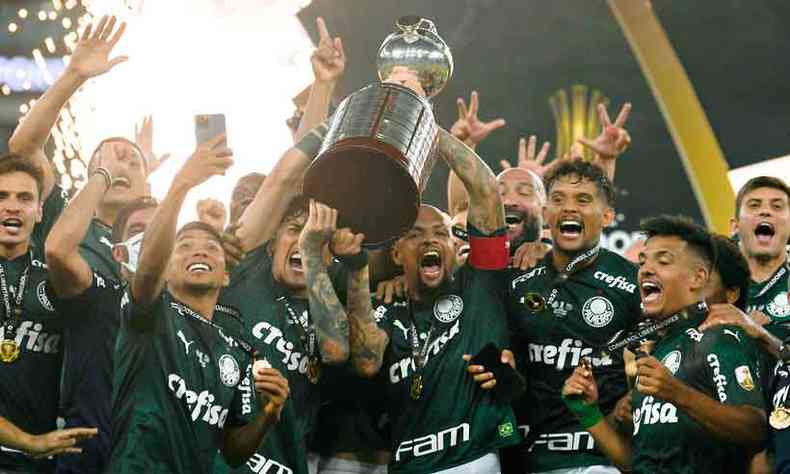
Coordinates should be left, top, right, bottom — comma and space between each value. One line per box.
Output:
302, 16, 453, 245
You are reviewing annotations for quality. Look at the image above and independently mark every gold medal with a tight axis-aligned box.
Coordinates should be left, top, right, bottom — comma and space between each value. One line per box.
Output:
523, 292, 545, 312
0, 339, 19, 363
770, 407, 790, 430
307, 358, 320, 384
410, 375, 423, 400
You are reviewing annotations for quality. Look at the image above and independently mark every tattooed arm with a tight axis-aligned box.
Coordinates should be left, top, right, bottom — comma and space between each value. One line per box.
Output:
299, 200, 350, 365
436, 128, 504, 234
347, 263, 389, 377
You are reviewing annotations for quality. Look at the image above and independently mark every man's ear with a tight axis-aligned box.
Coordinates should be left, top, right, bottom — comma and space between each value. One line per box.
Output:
391, 242, 403, 267
602, 206, 615, 228
726, 287, 741, 306
112, 244, 128, 264
690, 264, 709, 292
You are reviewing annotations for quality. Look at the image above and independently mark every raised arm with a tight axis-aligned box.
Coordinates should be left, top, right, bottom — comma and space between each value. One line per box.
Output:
577, 102, 632, 183
45, 164, 116, 298
8, 15, 127, 200
132, 135, 232, 305
298, 200, 350, 365
436, 129, 503, 234
445, 91, 505, 217
294, 17, 345, 143
562, 365, 633, 470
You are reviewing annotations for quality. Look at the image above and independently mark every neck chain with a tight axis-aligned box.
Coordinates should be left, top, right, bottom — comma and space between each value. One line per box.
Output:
170, 300, 253, 355
0, 252, 32, 363
545, 243, 601, 308
407, 299, 434, 401
755, 260, 788, 299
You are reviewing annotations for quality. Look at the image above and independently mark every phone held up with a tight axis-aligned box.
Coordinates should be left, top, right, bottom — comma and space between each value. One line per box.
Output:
194, 114, 228, 150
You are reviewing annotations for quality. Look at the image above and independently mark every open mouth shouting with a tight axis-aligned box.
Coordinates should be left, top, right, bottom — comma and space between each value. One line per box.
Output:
111, 176, 131, 190
505, 210, 524, 230
419, 248, 444, 284
558, 218, 583, 240
187, 262, 213, 274
288, 251, 303, 273
1, 218, 23, 235
753, 221, 776, 245
639, 278, 663, 313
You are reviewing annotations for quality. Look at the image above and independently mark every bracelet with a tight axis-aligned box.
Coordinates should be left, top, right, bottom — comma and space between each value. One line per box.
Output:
562, 393, 604, 429
336, 249, 369, 271
294, 121, 330, 159
92, 167, 113, 190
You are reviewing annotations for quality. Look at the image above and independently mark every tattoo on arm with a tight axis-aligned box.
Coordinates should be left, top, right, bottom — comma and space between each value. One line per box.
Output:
437, 130, 504, 234
347, 266, 389, 377
303, 254, 350, 365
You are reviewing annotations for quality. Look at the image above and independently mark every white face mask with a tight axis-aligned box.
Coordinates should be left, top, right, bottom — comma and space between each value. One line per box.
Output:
118, 232, 144, 274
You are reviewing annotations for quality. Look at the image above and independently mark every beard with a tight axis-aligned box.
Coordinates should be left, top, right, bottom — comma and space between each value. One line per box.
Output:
505, 205, 541, 247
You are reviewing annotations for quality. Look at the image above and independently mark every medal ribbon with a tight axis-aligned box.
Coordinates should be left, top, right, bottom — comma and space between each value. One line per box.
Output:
0, 254, 31, 336
545, 243, 601, 307
603, 301, 709, 354
755, 263, 788, 299
407, 299, 434, 381
170, 301, 253, 354
277, 296, 317, 361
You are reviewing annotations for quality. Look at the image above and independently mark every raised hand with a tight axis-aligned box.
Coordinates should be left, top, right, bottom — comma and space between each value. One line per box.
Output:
253, 365, 289, 420
135, 116, 172, 174
500, 135, 552, 175
635, 356, 680, 402
311, 17, 346, 83
562, 362, 599, 405
173, 134, 233, 190
578, 102, 632, 160
197, 198, 227, 233
374, 275, 406, 304
450, 91, 506, 148
330, 228, 365, 257
299, 200, 338, 258
67, 15, 128, 79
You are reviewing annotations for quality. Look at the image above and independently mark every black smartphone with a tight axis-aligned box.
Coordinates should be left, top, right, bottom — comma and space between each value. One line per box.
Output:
469, 342, 527, 404
194, 113, 227, 148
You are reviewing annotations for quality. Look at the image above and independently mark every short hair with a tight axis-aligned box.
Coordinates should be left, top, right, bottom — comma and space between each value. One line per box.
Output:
88, 137, 148, 175
711, 234, 750, 311
0, 154, 45, 200
111, 196, 159, 243
543, 159, 615, 206
640, 215, 717, 268
176, 220, 224, 245
235, 172, 266, 188
735, 176, 790, 217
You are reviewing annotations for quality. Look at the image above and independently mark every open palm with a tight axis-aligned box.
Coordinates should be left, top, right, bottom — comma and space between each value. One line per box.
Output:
67, 15, 128, 79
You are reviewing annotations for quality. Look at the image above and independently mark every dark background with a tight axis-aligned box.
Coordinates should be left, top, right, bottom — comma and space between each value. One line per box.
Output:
2, 1, 789, 251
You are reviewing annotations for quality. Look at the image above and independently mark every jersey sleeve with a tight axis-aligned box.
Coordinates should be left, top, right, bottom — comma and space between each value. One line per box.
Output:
226, 359, 255, 428
703, 327, 765, 408
31, 185, 68, 247
121, 289, 167, 333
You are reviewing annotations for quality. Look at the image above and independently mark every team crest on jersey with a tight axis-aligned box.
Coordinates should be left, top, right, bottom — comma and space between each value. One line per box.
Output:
36, 281, 55, 312
434, 295, 463, 323
581, 296, 614, 328
661, 351, 682, 375
218, 354, 241, 387
768, 292, 790, 318
735, 365, 755, 391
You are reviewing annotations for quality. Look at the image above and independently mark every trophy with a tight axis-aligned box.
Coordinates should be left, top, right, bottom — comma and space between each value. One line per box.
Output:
302, 16, 453, 245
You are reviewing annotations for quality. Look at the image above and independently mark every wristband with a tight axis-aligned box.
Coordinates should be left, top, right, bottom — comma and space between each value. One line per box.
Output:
562, 393, 604, 429
294, 122, 329, 159
92, 167, 113, 190
336, 249, 369, 272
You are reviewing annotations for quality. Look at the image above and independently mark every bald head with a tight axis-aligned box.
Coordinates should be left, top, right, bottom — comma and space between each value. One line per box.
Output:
496, 168, 545, 243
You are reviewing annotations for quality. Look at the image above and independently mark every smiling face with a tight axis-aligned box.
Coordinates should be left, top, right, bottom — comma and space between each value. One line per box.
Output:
92, 139, 147, 208
166, 227, 228, 294
393, 206, 455, 296
270, 212, 308, 293
544, 174, 613, 255
497, 168, 544, 243
638, 235, 709, 318
733, 186, 790, 263
0, 171, 42, 250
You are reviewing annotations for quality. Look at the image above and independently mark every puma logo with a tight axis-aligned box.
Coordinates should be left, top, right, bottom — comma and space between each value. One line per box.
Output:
177, 330, 195, 355
393, 320, 410, 340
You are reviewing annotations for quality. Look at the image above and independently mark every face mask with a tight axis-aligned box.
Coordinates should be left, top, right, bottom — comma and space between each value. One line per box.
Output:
118, 232, 144, 273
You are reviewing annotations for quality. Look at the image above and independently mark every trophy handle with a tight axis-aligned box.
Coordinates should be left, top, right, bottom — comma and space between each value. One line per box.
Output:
396, 16, 437, 43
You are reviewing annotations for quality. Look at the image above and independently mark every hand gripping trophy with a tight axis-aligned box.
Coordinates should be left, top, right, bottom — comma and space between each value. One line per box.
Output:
302, 16, 453, 245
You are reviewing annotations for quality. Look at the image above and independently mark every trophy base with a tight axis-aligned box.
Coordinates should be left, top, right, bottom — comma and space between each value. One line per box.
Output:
302, 139, 421, 246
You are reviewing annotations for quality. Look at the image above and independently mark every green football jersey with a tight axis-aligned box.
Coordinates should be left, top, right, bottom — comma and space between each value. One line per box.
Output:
31, 185, 68, 250
375, 264, 521, 474
631, 311, 764, 473
79, 219, 120, 281
746, 261, 790, 339
215, 245, 321, 474
109, 290, 254, 474
0, 254, 63, 473
507, 248, 641, 471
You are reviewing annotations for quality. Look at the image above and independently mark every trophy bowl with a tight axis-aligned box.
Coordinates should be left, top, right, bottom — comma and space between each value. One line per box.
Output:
302, 16, 452, 246
302, 82, 439, 245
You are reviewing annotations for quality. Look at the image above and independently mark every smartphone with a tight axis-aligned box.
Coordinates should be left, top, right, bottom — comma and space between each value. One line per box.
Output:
194, 114, 227, 148
469, 342, 527, 403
